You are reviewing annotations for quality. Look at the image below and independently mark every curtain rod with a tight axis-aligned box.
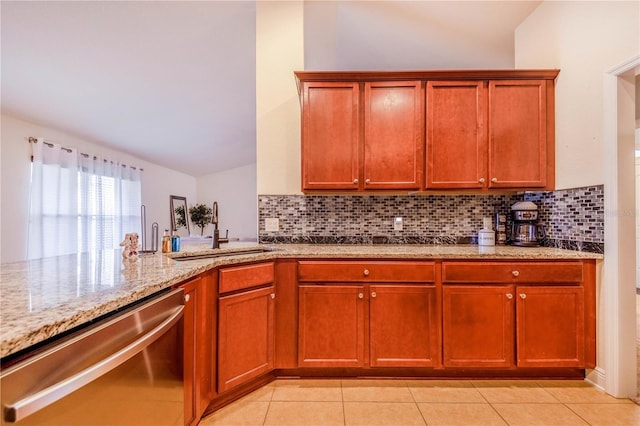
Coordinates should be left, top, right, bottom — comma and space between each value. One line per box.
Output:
27, 137, 144, 171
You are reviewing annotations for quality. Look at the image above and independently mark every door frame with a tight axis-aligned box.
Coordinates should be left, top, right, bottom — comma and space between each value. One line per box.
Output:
601, 54, 640, 397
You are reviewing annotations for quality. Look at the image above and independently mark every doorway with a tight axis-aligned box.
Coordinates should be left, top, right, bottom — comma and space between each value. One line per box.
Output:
635, 74, 640, 399
603, 55, 639, 399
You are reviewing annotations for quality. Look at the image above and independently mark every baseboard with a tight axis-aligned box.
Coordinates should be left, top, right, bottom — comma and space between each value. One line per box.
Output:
585, 367, 606, 390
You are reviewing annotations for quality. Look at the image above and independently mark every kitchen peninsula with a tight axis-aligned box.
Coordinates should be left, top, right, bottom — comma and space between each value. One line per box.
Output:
1, 243, 602, 425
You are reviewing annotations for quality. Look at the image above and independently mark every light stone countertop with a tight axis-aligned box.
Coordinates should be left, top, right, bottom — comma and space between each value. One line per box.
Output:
0, 243, 602, 360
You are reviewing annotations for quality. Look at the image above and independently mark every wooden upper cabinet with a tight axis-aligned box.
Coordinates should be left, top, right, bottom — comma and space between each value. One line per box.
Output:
296, 70, 558, 192
364, 81, 423, 190
301, 81, 360, 190
488, 80, 549, 188
426, 81, 487, 189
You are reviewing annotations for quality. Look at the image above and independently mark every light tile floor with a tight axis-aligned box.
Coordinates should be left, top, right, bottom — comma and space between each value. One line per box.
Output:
200, 378, 640, 426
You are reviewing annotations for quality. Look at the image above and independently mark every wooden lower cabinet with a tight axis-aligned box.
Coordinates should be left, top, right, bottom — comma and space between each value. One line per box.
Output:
217, 286, 275, 393
298, 284, 439, 368
443, 284, 586, 368
517, 286, 585, 367
443, 285, 514, 368
180, 279, 197, 426
298, 285, 365, 367
178, 271, 215, 426
370, 285, 439, 367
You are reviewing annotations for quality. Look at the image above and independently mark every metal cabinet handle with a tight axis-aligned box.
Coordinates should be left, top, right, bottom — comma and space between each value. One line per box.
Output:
363, 269, 370, 276
358, 293, 364, 299
491, 178, 498, 183
184, 294, 190, 303
353, 178, 359, 184
365, 179, 371, 184
371, 291, 377, 298
506, 293, 513, 299
520, 293, 526, 299
270, 293, 275, 299
4, 304, 184, 423
512, 270, 520, 277
479, 178, 485, 183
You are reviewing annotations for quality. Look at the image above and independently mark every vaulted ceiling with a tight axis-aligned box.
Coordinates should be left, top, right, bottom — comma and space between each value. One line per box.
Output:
1, 1, 541, 177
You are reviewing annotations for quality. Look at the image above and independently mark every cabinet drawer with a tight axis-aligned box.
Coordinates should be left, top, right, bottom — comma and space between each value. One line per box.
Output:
442, 261, 583, 284
219, 262, 275, 293
298, 261, 435, 283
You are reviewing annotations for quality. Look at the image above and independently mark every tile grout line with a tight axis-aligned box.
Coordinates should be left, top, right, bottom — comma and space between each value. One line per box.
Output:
261, 382, 274, 426
562, 402, 595, 426
340, 379, 346, 426
406, 380, 430, 426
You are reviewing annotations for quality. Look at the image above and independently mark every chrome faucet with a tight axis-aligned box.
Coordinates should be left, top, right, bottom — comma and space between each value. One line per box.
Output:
211, 201, 220, 249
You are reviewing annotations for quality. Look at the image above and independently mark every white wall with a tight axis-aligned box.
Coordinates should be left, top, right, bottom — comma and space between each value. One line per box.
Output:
256, 1, 640, 195
515, 0, 640, 397
256, 1, 304, 196
515, 0, 639, 190
0, 113, 197, 262
196, 164, 257, 241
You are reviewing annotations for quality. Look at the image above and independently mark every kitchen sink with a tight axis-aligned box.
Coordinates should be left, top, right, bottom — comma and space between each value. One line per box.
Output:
169, 247, 273, 261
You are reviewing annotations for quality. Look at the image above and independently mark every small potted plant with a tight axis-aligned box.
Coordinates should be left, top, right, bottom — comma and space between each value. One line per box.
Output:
189, 204, 213, 236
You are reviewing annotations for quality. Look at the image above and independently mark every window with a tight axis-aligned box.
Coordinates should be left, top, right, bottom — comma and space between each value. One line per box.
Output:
27, 139, 141, 260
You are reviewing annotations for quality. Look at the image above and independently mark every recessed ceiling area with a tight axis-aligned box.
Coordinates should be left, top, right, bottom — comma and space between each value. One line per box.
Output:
1, 1, 541, 177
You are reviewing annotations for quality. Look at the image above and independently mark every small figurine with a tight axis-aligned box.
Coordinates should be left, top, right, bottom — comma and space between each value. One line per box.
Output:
119, 232, 139, 259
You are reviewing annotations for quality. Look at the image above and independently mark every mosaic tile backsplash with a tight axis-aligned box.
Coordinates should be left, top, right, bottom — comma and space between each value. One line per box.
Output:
258, 185, 604, 253
522, 186, 604, 253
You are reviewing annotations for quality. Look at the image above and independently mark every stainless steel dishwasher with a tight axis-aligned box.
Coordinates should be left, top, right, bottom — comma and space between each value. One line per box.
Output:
0, 288, 185, 426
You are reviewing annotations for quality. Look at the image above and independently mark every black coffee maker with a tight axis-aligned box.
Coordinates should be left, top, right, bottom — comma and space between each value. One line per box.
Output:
510, 201, 545, 247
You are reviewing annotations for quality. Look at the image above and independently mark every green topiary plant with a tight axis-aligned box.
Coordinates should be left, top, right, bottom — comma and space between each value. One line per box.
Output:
189, 204, 213, 236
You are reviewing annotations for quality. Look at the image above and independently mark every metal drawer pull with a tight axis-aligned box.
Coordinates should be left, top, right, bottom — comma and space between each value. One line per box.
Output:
358, 293, 364, 299
479, 178, 485, 183
270, 293, 275, 299
506, 293, 513, 299
353, 178, 359, 184
491, 177, 498, 182
363, 269, 370, 276
371, 291, 377, 298
520, 293, 526, 299
184, 294, 190, 303
512, 270, 520, 277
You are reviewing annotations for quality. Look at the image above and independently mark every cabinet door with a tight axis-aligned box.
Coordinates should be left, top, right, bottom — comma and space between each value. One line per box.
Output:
364, 81, 423, 189
369, 285, 439, 367
443, 285, 514, 367
298, 285, 365, 367
426, 81, 487, 189
181, 281, 197, 426
301, 81, 360, 190
488, 80, 547, 188
516, 286, 585, 367
218, 286, 275, 393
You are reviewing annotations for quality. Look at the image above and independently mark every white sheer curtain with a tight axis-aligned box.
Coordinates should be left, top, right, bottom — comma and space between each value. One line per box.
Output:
27, 138, 79, 259
27, 138, 142, 260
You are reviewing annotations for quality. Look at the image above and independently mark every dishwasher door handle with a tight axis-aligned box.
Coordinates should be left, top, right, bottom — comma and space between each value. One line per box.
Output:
4, 304, 184, 423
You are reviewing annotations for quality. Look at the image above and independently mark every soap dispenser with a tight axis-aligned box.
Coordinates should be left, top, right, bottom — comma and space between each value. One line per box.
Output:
162, 229, 171, 253
171, 229, 180, 252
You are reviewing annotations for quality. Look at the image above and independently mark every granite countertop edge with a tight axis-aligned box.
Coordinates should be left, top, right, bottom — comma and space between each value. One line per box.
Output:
0, 244, 602, 360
